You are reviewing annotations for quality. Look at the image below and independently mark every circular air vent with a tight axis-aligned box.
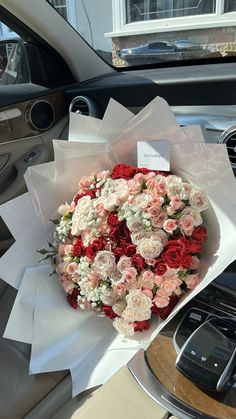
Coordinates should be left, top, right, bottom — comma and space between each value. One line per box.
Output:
69, 96, 100, 117
27, 100, 55, 131
219, 125, 236, 168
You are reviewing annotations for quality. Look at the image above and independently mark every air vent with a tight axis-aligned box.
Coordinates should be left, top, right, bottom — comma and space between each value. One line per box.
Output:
27, 100, 55, 131
69, 96, 100, 117
219, 125, 236, 168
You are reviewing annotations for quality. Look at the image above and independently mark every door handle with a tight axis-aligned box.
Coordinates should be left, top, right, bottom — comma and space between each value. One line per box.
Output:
0, 144, 50, 205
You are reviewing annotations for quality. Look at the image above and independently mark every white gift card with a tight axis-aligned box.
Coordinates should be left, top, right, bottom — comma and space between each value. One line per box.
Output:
137, 140, 171, 171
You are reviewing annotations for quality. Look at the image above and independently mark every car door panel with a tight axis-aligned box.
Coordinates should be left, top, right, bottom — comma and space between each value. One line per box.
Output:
0, 90, 69, 254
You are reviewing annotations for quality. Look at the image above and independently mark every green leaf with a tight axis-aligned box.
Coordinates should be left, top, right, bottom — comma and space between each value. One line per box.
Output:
37, 248, 49, 255
50, 218, 60, 225
152, 284, 158, 295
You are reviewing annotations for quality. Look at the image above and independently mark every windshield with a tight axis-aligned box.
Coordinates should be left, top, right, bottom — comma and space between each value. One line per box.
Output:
48, 0, 236, 68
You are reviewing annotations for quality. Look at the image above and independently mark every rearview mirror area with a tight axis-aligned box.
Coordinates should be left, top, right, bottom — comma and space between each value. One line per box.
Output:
0, 38, 74, 88
0, 39, 29, 85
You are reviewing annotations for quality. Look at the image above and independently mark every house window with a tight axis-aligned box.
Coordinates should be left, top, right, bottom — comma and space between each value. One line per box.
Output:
126, 1, 216, 24
107, 0, 236, 37
48, 0, 68, 20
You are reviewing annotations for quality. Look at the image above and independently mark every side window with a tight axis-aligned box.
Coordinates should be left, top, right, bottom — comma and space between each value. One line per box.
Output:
0, 22, 29, 85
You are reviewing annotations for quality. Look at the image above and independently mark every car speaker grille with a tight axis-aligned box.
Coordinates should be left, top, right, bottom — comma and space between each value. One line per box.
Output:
219, 125, 236, 168
69, 96, 100, 117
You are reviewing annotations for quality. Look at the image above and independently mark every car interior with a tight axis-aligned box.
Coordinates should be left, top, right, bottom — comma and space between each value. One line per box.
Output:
0, 0, 236, 418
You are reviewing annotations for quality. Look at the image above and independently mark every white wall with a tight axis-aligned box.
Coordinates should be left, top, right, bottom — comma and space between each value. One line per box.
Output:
72, 0, 112, 52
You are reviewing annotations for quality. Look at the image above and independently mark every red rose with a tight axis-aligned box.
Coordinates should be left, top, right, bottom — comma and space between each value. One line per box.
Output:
133, 320, 150, 332
192, 226, 207, 243
131, 253, 145, 273
124, 244, 136, 257
74, 190, 95, 205
67, 288, 80, 309
188, 239, 202, 254
151, 295, 179, 319
113, 247, 124, 258
180, 254, 193, 269
107, 213, 120, 227
109, 227, 119, 243
136, 167, 171, 177
85, 239, 105, 260
73, 238, 84, 257
155, 258, 167, 276
118, 222, 131, 241
101, 305, 117, 319
163, 244, 185, 269
111, 164, 136, 180
177, 237, 190, 253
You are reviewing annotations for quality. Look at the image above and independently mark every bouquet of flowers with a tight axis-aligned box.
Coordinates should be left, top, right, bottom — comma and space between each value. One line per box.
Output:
53, 163, 208, 336
1, 96, 236, 396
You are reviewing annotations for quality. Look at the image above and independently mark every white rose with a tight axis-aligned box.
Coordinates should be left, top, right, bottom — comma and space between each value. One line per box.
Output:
137, 237, 163, 259
58, 203, 70, 216
131, 229, 150, 245
103, 193, 120, 211
94, 251, 116, 273
122, 307, 151, 322
189, 189, 208, 212
76, 195, 92, 211
181, 207, 202, 227
100, 289, 117, 306
113, 318, 134, 336
112, 300, 127, 316
126, 289, 152, 312
117, 256, 132, 273
133, 193, 152, 209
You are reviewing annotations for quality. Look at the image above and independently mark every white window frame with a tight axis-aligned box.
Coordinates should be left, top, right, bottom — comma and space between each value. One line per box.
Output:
106, 0, 236, 37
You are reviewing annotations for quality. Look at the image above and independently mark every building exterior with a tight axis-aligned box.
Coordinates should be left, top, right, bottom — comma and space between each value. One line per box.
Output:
1, 0, 236, 67
107, 0, 236, 66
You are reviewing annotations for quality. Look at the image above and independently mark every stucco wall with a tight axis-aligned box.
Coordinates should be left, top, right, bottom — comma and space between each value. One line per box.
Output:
75, 0, 112, 53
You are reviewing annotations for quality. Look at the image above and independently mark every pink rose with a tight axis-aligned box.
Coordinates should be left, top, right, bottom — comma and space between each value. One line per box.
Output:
117, 256, 132, 273
179, 215, 194, 235
151, 211, 167, 228
154, 290, 170, 308
134, 173, 145, 184
146, 178, 156, 189
128, 179, 142, 195
163, 219, 178, 234
59, 275, 75, 294
112, 283, 126, 297
142, 270, 154, 281
148, 205, 160, 217
161, 275, 182, 294
122, 267, 137, 283
154, 180, 167, 196
170, 196, 185, 210
64, 245, 74, 256
66, 262, 78, 274
154, 275, 164, 286
185, 274, 200, 289
88, 272, 100, 288
142, 289, 153, 299
58, 244, 66, 257
95, 203, 106, 217
151, 197, 164, 206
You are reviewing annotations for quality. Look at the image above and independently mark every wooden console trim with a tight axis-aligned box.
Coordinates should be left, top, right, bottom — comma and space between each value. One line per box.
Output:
0, 91, 67, 143
146, 335, 236, 419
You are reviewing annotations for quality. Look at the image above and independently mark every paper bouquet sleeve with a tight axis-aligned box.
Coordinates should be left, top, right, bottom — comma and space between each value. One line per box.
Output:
1, 96, 236, 397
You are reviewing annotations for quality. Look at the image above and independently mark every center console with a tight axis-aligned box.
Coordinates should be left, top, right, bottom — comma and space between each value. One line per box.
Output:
128, 265, 236, 419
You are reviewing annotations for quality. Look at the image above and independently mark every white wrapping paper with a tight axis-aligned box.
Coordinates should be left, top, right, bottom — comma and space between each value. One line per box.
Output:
2, 97, 236, 397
